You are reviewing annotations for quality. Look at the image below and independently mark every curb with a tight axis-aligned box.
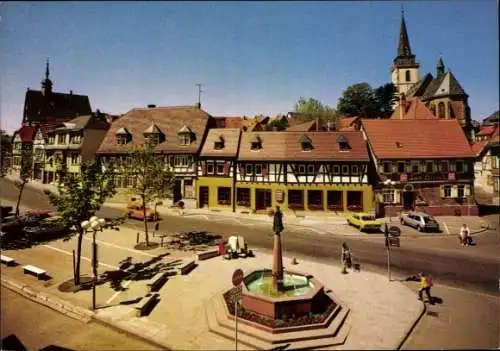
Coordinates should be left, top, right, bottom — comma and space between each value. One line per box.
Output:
396, 298, 427, 350
1, 276, 94, 323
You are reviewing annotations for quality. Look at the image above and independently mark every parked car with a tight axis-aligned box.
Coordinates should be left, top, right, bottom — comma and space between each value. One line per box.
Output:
346, 213, 382, 232
126, 206, 158, 221
0, 210, 55, 236
23, 216, 68, 237
400, 211, 440, 232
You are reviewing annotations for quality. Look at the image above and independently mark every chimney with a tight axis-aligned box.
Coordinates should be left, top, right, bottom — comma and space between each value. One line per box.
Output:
147, 104, 156, 108
399, 93, 406, 120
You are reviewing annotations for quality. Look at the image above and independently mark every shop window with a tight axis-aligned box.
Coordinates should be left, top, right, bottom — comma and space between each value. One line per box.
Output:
347, 191, 363, 211
327, 191, 343, 211
307, 190, 323, 210
217, 187, 232, 205
288, 189, 304, 210
236, 188, 250, 207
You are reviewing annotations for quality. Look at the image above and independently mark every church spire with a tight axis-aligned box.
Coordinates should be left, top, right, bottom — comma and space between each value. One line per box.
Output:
436, 56, 445, 77
41, 58, 53, 96
393, 7, 417, 67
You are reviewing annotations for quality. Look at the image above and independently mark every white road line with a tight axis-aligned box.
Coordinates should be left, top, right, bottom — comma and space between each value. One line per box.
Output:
83, 236, 157, 258
443, 221, 450, 235
189, 214, 210, 220
41, 244, 119, 270
106, 280, 132, 304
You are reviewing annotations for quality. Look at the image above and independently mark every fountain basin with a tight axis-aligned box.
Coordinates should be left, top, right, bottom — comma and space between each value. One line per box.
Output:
241, 269, 330, 319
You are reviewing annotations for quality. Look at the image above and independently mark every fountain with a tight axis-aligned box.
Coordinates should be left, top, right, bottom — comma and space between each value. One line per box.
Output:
208, 206, 350, 349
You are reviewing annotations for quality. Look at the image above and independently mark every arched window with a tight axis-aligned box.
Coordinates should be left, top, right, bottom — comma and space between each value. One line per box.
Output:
437, 102, 446, 118
405, 70, 411, 82
430, 104, 436, 116
448, 102, 455, 118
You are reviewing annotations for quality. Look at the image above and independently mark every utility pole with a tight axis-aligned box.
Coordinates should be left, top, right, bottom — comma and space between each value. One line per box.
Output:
195, 83, 203, 109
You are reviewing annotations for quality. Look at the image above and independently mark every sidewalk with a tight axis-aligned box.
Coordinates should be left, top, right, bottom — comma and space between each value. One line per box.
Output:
1, 227, 425, 350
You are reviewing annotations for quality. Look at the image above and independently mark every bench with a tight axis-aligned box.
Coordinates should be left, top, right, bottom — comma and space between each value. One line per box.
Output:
146, 272, 167, 292
178, 260, 196, 275
197, 249, 219, 261
23, 265, 47, 279
135, 293, 159, 317
1, 255, 15, 266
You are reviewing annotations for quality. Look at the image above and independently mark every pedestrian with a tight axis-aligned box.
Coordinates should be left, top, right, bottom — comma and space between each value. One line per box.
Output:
459, 224, 470, 246
417, 272, 434, 304
340, 242, 352, 274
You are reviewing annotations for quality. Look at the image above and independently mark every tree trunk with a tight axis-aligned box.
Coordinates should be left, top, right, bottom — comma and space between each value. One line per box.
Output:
142, 195, 149, 245
74, 227, 84, 285
15, 183, 25, 217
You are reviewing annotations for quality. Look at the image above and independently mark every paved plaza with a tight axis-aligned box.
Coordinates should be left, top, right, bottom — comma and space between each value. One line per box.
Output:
1, 225, 424, 350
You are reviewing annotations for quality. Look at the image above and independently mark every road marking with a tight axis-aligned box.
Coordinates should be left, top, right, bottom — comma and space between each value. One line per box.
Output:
83, 236, 157, 258
443, 221, 450, 235
188, 214, 209, 220
41, 244, 119, 270
106, 280, 132, 304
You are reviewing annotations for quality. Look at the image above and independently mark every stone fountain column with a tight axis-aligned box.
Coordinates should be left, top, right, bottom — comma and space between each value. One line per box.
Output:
272, 232, 284, 291
272, 207, 285, 292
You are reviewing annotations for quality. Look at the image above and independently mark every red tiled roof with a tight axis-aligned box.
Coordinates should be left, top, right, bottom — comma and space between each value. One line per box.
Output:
361, 119, 474, 159
238, 131, 369, 161
390, 98, 437, 120
16, 126, 36, 142
470, 140, 488, 156
337, 116, 361, 131
200, 128, 241, 158
476, 125, 498, 136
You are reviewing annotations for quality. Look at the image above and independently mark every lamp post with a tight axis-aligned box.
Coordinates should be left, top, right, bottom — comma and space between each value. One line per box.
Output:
383, 179, 396, 222
81, 216, 106, 310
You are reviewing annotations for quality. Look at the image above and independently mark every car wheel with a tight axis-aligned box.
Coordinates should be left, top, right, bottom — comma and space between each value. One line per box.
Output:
400, 218, 405, 225
417, 225, 423, 232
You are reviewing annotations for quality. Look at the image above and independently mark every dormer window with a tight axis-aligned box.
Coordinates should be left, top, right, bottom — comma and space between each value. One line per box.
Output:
300, 135, 313, 151
116, 127, 131, 145
251, 135, 262, 151
214, 136, 225, 150
144, 123, 164, 147
336, 135, 351, 151
178, 125, 193, 146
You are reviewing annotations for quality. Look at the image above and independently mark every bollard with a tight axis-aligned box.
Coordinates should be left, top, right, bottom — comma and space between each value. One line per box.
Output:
136, 232, 140, 244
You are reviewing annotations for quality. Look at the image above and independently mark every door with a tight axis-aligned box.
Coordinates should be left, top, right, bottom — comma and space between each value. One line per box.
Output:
255, 189, 271, 211
173, 180, 182, 204
199, 186, 209, 208
403, 191, 415, 210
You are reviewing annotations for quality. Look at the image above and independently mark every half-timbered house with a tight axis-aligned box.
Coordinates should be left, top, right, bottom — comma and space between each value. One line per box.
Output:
96, 105, 215, 207
196, 128, 242, 211
361, 119, 478, 216
235, 131, 372, 215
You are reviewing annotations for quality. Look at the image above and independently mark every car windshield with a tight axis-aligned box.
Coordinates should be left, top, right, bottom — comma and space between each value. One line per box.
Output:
362, 216, 375, 221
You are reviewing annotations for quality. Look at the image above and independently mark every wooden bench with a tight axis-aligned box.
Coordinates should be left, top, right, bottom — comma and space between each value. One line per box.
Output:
178, 260, 196, 275
1, 255, 15, 266
146, 272, 167, 292
135, 293, 159, 317
23, 265, 47, 279
197, 249, 219, 261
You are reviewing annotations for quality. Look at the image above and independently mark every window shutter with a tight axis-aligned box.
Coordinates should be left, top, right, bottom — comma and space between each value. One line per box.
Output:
393, 190, 400, 204
464, 184, 471, 196
201, 163, 207, 176
440, 186, 445, 198
223, 162, 229, 176
451, 185, 458, 198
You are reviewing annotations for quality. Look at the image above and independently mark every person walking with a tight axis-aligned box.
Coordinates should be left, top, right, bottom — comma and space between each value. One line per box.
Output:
459, 224, 470, 246
340, 242, 352, 274
417, 272, 434, 304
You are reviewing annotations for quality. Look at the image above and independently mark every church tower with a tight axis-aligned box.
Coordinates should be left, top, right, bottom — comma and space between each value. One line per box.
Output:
40, 58, 53, 97
391, 9, 420, 97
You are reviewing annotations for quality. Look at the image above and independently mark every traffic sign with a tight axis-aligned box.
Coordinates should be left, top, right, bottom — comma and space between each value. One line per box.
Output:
232, 268, 244, 287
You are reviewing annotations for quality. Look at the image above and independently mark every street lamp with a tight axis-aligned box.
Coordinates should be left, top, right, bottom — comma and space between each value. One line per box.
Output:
383, 179, 396, 223
81, 216, 106, 310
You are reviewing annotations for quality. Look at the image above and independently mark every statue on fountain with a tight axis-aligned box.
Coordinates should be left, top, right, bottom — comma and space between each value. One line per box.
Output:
272, 205, 285, 292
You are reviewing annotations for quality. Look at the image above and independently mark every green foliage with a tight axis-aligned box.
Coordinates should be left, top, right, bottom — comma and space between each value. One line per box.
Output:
337, 82, 396, 118
265, 117, 289, 131
293, 97, 338, 124
0, 130, 12, 177
44, 159, 116, 232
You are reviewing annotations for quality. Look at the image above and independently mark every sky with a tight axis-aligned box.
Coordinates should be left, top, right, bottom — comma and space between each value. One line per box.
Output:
0, 1, 498, 133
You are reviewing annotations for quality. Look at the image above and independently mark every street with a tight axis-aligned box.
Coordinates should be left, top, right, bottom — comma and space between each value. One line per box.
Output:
1, 286, 159, 350
1, 177, 499, 295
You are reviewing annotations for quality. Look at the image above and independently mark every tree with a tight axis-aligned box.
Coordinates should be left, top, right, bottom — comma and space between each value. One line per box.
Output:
122, 142, 175, 246
337, 83, 377, 118
265, 117, 289, 131
14, 148, 33, 216
337, 82, 397, 118
0, 130, 12, 177
44, 159, 116, 285
292, 97, 338, 124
